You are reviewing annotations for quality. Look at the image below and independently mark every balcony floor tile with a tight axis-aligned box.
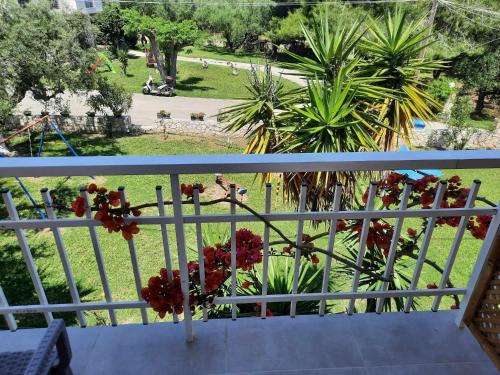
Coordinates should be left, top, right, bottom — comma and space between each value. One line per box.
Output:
0, 311, 496, 375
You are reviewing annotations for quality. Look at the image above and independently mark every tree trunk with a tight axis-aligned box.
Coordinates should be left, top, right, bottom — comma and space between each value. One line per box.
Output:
475, 90, 486, 113
148, 34, 168, 82
168, 47, 179, 85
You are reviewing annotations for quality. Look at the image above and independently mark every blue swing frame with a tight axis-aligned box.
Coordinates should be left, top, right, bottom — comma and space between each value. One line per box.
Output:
8, 120, 83, 219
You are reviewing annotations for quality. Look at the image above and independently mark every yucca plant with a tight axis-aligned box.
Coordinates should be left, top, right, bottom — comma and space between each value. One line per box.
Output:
283, 14, 364, 83
360, 9, 445, 150
220, 63, 296, 155
278, 76, 386, 211
209, 257, 334, 318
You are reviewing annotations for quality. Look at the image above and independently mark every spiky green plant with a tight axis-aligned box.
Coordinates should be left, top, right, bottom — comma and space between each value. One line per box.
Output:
209, 257, 334, 318
360, 9, 445, 149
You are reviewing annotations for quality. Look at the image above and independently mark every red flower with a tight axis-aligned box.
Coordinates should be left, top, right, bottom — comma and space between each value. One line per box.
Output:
448, 176, 461, 184
311, 254, 319, 264
87, 183, 98, 194
382, 195, 396, 207
71, 197, 86, 217
121, 222, 140, 240
266, 308, 273, 317
107, 191, 121, 207
407, 228, 417, 237
426, 283, 438, 289
336, 220, 347, 232
241, 280, 251, 289
132, 208, 141, 217
362, 188, 369, 204
419, 193, 434, 208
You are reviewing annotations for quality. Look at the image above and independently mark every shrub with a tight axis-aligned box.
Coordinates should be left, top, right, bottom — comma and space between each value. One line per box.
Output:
87, 77, 132, 118
117, 49, 128, 75
157, 110, 171, 119
208, 257, 333, 318
190, 112, 205, 121
442, 95, 478, 150
86, 77, 132, 137
427, 76, 455, 105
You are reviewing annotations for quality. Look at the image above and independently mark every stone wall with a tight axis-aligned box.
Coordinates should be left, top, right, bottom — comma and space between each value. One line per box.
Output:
144, 118, 248, 139
411, 122, 499, 150
4, 115, 134, 135
4, 115, 499, 149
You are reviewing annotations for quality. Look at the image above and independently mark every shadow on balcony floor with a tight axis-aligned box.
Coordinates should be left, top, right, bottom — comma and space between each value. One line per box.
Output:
0, 311, 496, 374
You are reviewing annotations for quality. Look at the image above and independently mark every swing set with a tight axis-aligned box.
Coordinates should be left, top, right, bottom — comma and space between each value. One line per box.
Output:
0, 115, 84, 219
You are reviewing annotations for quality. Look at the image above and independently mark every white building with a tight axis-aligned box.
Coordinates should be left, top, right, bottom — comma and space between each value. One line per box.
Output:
55, 0, 103, 14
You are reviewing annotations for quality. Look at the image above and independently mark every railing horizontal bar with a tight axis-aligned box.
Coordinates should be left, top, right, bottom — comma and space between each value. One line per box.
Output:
0, 208, 495, 230
0, 288, 466, 314
2, 151, 499, 177
0, 301, 148, 314
214, 288, 467, 304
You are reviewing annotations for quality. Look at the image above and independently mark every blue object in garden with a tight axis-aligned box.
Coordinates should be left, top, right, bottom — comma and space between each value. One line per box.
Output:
2, 118, 91, 219
48, 121, 79, 157
0, 155, 46, 219
395, 144, 443, 180
15, 176, 46, 219
37, 124, 47, 157
412, 118, 426, 129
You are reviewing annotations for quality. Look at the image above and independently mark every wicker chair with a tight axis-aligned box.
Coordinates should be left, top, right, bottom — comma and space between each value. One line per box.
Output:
0, 319, 73, 375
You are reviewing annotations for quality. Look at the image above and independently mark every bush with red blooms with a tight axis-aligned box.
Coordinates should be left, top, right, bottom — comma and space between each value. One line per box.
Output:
70, 175, 493, 317
361, 173, 491, 240
141, 228, 265, 318
181, 183, 205, 198
72, 183, 142, 240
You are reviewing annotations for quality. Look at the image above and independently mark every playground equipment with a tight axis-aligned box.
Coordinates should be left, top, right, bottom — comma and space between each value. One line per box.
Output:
395, 144, 443, 180
90, 52, 116, 74
0, 116, 85, 218
142, 75, 175, 97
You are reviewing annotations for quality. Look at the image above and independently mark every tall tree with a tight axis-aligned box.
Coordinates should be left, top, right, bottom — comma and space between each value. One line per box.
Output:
194, 0, 272, 51
0, 1, 98, 110
451, 48, 500, 113
123, 9, 199, 84
93, 3, 126, 55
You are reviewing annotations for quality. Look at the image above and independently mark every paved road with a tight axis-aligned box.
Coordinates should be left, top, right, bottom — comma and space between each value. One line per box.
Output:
129, 50, 307, 87
17, 92, 242, 127
15, 52, 305, 128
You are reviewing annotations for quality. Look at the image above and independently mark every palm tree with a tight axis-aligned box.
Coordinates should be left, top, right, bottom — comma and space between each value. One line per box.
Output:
220, 63, 296, 155
278, 74, 385, 210
360, 9, 444, 150
223, 8, 444, 210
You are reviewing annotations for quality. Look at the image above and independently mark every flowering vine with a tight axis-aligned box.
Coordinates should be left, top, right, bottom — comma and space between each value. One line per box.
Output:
65, 175, 493, 318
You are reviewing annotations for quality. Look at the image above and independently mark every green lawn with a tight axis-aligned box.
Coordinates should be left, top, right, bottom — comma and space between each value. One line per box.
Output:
178, 45, 296, 70
101, 55, 299, 99
179, 45, 268, 64
1, 132, 498, 328
469, 118, 496, 131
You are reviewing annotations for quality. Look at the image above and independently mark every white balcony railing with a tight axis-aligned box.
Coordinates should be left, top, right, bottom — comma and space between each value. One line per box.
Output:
0, 150, 499, 342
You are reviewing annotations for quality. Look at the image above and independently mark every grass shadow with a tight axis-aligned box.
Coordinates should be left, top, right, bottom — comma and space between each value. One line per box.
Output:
0, 237, 95, 329
7, 132, 124, 157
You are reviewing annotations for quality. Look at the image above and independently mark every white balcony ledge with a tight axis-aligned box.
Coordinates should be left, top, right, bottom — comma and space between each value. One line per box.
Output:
0, 311, 496, 375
